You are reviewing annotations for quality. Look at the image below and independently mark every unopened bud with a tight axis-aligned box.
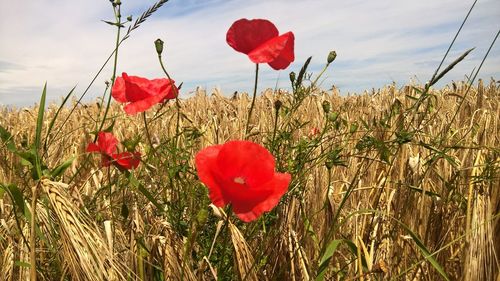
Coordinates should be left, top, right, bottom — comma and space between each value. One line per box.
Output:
127, 15, 132, 22
289, 71, 296, 84
327, 51, 337, 64
322, 100, 331, 113
274, 100, 283, 111
154, 38, 164, 55
328, 112, 339, 122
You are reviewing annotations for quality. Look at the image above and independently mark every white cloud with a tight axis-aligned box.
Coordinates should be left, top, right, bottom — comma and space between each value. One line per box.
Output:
0, 0, 498, 106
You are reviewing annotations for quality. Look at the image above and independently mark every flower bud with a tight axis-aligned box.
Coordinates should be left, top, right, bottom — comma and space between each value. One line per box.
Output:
289, 71, 296, 84
127, 15, 133, 22
274, 100, 283, 112
154, 39, 164, 55
327, 51, 337, 64
328, 112, 339, 122
322, 100, 331, 113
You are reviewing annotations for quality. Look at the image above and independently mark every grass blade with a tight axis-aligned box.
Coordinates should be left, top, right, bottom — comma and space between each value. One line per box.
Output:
35, 83, 47, 179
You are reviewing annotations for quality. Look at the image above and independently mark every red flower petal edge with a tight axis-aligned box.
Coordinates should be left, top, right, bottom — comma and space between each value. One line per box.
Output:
112, 72, 178, 115
195, 140, 291, 222
112, 152, 141, 170
87, 132, 141, 170
226, 18, 295, 70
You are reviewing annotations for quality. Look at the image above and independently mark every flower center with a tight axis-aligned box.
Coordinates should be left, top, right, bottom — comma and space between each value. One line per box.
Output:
233, 177, 245, 185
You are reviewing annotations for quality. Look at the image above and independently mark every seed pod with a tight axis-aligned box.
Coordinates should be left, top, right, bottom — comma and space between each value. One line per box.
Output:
327, 51, 337, 64
274, 100, 283, 112
289, 71, 296, 84
322, 100, 331, 113
154, 39, 164, 55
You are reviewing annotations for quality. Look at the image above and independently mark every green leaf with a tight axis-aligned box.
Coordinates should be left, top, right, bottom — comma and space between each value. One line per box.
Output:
101, 20, 125, 28
17, 148, 37, 166
128, 173, 163, 212
15, 261, 31, 268
316, 239, 343, 281
349, 122, 359, 134
50, 157, 75, 179
0, 125, 17, 153
1, 183, 25, 215
398, 222, 450, 281
35, 83, 47, 179
408, 185, 442, 198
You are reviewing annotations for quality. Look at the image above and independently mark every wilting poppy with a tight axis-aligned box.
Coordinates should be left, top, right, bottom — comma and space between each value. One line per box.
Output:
111, 72, 178, 115
87, 131, 140, 170
195, 140, 291, 222
226, 18, 295, 70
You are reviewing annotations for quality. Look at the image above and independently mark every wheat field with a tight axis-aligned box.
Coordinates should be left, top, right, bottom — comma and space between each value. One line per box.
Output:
0, 79, 499, 280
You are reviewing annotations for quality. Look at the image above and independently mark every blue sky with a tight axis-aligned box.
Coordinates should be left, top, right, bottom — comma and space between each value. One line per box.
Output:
0, 0, 499, 106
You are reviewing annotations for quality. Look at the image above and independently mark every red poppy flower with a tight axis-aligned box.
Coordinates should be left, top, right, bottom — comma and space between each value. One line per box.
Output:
226, 18, 295, 70
86, 132, 140, 170
195, 140, 291, 222
112, 72, 178, 115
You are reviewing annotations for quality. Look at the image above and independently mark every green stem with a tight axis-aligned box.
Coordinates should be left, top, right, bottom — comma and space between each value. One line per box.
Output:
157, 54, 181, 148
271, 106, 279, 151
245, 63, 259, 138
30, 182, 39, 281
96, 4, 122, 138
142, 111, 155, 154
324, 167, 332, 208
311, 62, 330, 89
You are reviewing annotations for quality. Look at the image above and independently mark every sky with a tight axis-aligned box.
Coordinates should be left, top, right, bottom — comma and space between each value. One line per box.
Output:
0, 0, 499, 107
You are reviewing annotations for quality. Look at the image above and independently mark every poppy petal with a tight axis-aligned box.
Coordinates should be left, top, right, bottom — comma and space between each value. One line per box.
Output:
86, 143, 100, 153
247, 32, 294, 67
267, 32, 295, 70
195, 144, 227, 206
122, 73, 154, 102
124, 94, 165, 115
122, 80, 177, 115
226, 18, 279, 55
111, 74, 127, 103
97, 132, 118, 155
234, 172, 291, 222
216, 140, 275, 188
112, 152, 141, 170
112, 73, 177, 115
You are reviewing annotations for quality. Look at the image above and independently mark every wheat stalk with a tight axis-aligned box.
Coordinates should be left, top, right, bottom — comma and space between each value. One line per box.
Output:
40, 178, 126, 281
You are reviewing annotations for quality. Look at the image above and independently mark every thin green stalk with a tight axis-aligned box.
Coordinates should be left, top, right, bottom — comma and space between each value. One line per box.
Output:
30, 182, 40, 281
107, 166, 115, 248
245, 63, 259, 137
157, 53, 181, 148
271, 105, 279, 149
142, 112, 155, 154
311, 62, 330, 88
324, 167, 332, 208
96, 4, 122, 139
